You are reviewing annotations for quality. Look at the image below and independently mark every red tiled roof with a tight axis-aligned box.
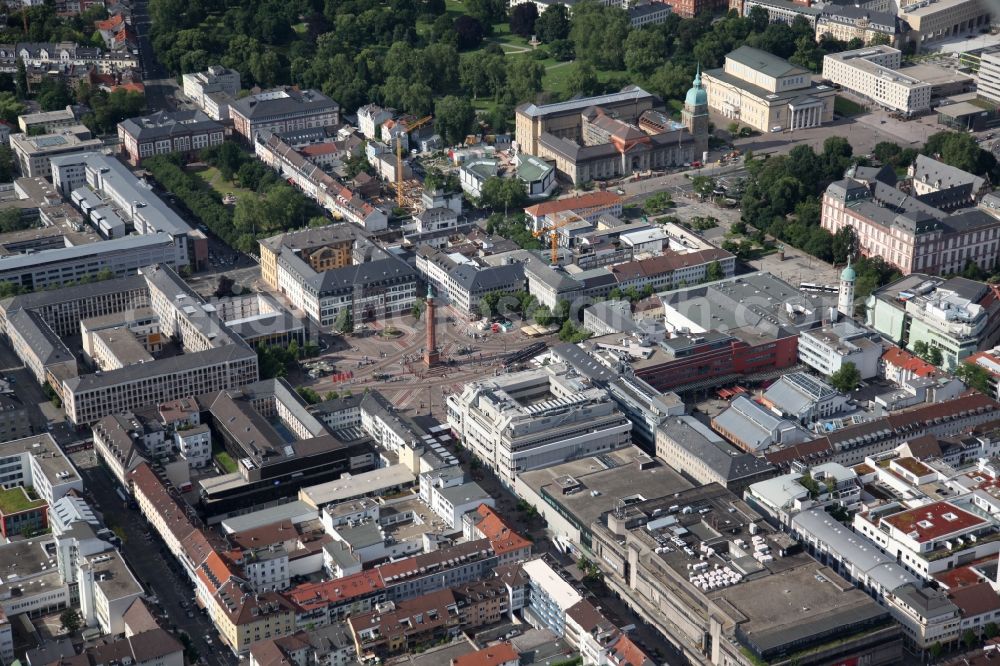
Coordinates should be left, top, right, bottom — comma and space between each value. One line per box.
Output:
610, 248, 731, 283
112, 82, 145, 94
609, 633, 655, 666
524, 191, 621, 217
949, 582, 1000, 618
966, 350, 1000, 378
882, 345, 938, 378
197, 551, 234, 595
376, 538, 493, 582
180, 528, 217, 569
300, 143, 338, 156
285, 570, 384, 611
934, 554, 998, 590
473, 505, 531, 556
451, 642, 519, 666
766, 392, 998, 466
95, 14, 124, 30
881, 501, 986, 543
128, 463, 195, 544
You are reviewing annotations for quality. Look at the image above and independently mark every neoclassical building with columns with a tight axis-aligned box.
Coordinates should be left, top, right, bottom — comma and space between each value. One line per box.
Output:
702, 46, 836, 133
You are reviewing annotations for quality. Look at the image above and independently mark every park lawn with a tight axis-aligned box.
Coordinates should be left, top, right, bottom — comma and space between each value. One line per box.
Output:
214, 452, 238, 474
192, 166, 255, 203
834, 96, 865, 117
0, 486, 44, 513
542, 62, 577, 98
292, 22, 307, 35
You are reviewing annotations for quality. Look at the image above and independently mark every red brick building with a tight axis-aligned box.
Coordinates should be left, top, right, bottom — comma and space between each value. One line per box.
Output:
633, 330, 800, 392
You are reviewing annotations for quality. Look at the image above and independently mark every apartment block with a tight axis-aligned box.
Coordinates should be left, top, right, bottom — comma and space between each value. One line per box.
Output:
259, 226, 416, 328
867, 274, 1000, 371
821, 169, 1000, 276
230, 88, 339, 142
182, 66, 241, 112
447, 364, 632, 486
9, 125, 103, 177
118, 110, 225, 165
823, 47, 932, 116
254, 131, 387, 231
799, 320, 884, 379
899, 0, 990, 48
17, 107, 76, 134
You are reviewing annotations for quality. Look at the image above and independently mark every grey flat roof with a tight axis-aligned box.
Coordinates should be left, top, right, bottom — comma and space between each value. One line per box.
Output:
220, 500, 317, 534
302, 463, 416, 507
63, 343, 256, 392
230, 88, 338, 120
77, 154, 191, 237
519, 445, 693, 531
659, 415, 774, 481
0, 274, 147, 311
438, 481, 491, 506
719, 561, 890, 656
791, 508, 917, 593
0, 233, 173, 273
118, 110, 222, 141
8, 308, 74, 366
517, 85, 654, 119
726, 46, 811, 78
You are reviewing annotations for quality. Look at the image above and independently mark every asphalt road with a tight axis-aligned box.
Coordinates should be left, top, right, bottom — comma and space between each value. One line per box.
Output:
69, 449, 233, 665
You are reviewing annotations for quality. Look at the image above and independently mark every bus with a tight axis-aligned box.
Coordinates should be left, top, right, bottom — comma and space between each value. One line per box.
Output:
799, 282, 838, 294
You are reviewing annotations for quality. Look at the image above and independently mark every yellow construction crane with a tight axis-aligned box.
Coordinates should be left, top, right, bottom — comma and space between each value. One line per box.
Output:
396, 115, 433, 207
532, 213, 581, 266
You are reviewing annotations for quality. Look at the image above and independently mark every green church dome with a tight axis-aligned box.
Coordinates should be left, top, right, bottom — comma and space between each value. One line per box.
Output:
841, 263, 856, 282
685, 65, 707, 107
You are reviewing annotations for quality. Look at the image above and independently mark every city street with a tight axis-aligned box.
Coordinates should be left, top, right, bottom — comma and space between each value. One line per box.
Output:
68, 449, 232, 666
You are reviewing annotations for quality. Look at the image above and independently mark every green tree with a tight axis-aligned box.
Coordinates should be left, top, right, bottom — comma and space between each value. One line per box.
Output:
570, 1, 629, 69
509, 3, 538, 37
434, 95, 475, 146
706, 260, 725, 282
505, 59, 544, 103
832, 226, 858, 265
467, 0, 506, 29
0, 92, 26, 125
956, 362, 992, 394
535, 4, 570, 42
829, 362, 861, 393
36, 78, 72, 112
649, 62, 693, 103
985, 622, 999, 639
15, 59, 27, 100
533, 304, 553, 326
297, 386, 321, 404
924, 131, 999, 182
929, 642, 943, 660
643, 192, 673, 214
453, 15, 485, 50
927, 346, 943, 367
335, 307, 352, 334
344, 151, 372, 179
624, 29, 667, 77
480, 177, 528, 211
60, 608, 81, 633
566, 62, 601, 97
962, 628, 978, 650
691, 175, 716, 198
